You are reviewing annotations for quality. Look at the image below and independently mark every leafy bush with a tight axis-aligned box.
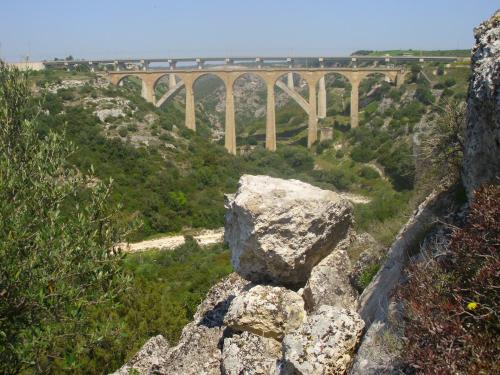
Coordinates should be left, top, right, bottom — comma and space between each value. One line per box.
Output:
351, 145, 375, 163
118, 127, 128, 137
415, 85, 435, 105
444, 78, 456, 87
0, 62, 128, 374
357, 263, 381, 290
398, 185, 500, 374
359, 166, 380, 179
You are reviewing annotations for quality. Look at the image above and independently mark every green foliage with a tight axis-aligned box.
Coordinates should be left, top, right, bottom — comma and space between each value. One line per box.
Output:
0, 62, 128, 374
357, 263, 381, 290
415, 85, 435, 105
72, 240, 232, 374
359, 166, 380, 180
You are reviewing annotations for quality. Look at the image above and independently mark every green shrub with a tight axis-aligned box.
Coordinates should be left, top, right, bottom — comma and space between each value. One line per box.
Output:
0, 62, 128, 374
444, 77, 456, 87
118, 127, 128, 137
359, 166, 380, 179
127, 123, 138, 132
351, 145, 375, 163
415, 85, 435, 105
358, 263, 381, 290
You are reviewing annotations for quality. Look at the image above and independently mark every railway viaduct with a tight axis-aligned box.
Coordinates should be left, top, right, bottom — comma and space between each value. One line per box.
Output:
106, 62, 405, 154
45, 55, 466, 154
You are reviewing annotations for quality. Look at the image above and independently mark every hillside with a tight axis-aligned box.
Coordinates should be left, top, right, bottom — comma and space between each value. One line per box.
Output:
22, 57, 471, 373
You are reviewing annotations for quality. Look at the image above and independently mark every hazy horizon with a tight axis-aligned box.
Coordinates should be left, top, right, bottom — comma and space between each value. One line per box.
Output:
1, 0, 498, 62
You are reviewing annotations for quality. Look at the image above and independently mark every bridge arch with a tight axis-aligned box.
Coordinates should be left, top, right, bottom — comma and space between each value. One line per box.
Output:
316, 72, 352, 122
152, 73, 184, 106
232, 73, 267, 149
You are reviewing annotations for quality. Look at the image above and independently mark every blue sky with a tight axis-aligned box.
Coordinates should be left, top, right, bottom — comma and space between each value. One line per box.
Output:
1, 0, 497, 61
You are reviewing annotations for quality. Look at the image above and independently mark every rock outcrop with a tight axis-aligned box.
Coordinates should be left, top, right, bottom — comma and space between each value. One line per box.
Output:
224, 175, 353, 286
282, 306, 364, 375
463, 10, 500, 195
113, 175, 363, 375
224, 285, 306, 340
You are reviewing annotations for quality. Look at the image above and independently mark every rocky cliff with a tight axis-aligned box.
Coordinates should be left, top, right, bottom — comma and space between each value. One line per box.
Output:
463, 10, 500, 195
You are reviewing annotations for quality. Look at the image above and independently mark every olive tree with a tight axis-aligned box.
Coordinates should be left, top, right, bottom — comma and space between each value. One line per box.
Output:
0, 62, 129, 373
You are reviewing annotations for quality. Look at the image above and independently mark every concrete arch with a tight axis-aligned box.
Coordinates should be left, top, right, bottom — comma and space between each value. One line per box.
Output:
232, 72, 267, 148
317, 72, 352, 120
273, 72, 319, 148
274, 72, 310, 113
358, 70, 398, 86
114, 73, 144, 86
112, 73, 158, 104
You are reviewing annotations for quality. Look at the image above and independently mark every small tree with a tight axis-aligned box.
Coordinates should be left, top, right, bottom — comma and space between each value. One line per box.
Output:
0, 62, 129, 373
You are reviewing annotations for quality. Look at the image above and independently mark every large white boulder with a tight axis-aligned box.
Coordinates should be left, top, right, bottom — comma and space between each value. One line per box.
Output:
282, 305, 364, 375
224, 284, 306, 340
225, 175, 353, 286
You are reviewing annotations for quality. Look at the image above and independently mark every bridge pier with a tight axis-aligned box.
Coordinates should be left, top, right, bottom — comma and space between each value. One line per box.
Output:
317, 76, 327, 119
265, 82, 276, 151
350, 80, 359, 128
307, 80, 318, 147
225, 83, 237, 155
185, 81, 196, 130
287, 72, 294, 89
396, 72, 405, 88
141, 80, 155, 104
169, 74, 177, 89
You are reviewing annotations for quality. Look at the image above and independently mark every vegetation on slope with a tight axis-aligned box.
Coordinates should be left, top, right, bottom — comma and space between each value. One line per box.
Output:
8, 57, 472, 373
0, 63, 128, 374
78, 240, 232, 374
399, 185, 499, 374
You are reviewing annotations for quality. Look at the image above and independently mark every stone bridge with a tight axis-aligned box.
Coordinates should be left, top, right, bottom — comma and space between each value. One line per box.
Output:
107, 65, 405, 154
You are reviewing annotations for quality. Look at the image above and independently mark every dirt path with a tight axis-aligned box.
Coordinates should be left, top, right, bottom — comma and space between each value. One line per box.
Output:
339, 192, 371, 204
122, 228, 224, 253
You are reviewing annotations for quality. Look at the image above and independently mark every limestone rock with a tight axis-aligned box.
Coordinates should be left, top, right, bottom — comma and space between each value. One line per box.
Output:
463, 10, 500, 196
224, 284, 306, 340
110, 335, 170, 375
115, 273, 249, 375
282, 306, 364, 375
303, 248, 357, 312
225, 175, 353, 286
222, 331, 281, 375
160, 324, 225, 375
158, 273, 249, 375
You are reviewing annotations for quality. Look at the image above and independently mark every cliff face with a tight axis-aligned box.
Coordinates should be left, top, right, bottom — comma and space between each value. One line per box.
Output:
463, 11, 500, 195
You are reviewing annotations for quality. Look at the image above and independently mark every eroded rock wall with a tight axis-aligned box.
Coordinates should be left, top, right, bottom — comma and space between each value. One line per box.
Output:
463, 10, 500, 195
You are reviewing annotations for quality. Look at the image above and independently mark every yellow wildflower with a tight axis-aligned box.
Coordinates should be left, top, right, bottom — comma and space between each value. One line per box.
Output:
467, 301, 478, 311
